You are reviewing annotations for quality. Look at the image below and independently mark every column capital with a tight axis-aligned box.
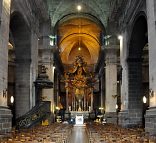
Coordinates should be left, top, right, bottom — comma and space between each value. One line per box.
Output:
104, 45, 119, 54
104, 45, 119, 65
39, 48, 53, 64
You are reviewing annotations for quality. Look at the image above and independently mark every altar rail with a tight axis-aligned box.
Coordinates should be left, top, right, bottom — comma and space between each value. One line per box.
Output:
70, 111, 89, 119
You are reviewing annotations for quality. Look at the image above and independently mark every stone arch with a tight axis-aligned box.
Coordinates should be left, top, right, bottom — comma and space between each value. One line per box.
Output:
54, 14, 105, 64
9, 11, 31, 118
54, 13, 106, 33
53, 13, 106, 47
127, 12, 148, 127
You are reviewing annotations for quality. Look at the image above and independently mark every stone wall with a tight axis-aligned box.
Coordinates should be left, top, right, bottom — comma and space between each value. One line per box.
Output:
0, 107, 12, 134
118, 111, 129, 127
145, 108, 156, 135
117, 0, 147, 129
0, 0, 50, 133
10, 0, 50, 118
145, 0, 156, 135
105, 112, 118, 124
0, 0, 12, 133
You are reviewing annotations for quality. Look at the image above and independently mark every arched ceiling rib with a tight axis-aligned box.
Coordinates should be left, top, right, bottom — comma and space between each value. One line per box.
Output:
60, 33, 100, 52
47, 0, 114, 27
58, 17, 101, 65
47, 0, 121, 66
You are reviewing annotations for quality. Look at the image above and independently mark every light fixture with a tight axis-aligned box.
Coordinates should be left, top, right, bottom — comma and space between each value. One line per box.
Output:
10, 96, 14, 104
56, 106, 60, 110
118, 35, 123, 40
49, 35, 56, 46
78, 47, 81, 51
116, 104, 118, 109
143, 96, 147, 104
77, 5, 82, 11
99, 107, 104, 110
49, 35, 56, 39
104, 35, 111, 39
50, 40, 54, 46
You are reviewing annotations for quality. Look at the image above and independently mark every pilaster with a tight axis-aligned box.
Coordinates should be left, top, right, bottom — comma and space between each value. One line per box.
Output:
0, 0, 12, 133
0, 107, 12, 133
145, 107, 156, 135
145, 0, 156, 135
104, 45, 118, 124
100, 72, 105, 113
39, 48, 54, 113
30, 30, 39, 108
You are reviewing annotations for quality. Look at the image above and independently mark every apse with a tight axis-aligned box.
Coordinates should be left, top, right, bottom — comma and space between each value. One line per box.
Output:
57, 15, 104, 66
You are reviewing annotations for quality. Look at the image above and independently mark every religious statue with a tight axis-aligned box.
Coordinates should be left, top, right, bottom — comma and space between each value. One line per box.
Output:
73, 67, 87, 100
64, 56, 95, 111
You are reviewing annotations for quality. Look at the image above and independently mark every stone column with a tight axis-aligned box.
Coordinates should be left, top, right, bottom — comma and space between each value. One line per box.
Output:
91, 88, 93, 111
65, 82, 69, 111
118, 32, 129, 126
30, 30, 39, 108
56, 73, 59, 107
105, 45, 118, 124
42, 66, 55, 110
100, 73, 105, 113
84, 89, 86, 111
0, 0, 12, 133
145, 0, 156, 135
39, 21, 55, 115
40, 49, 54, 113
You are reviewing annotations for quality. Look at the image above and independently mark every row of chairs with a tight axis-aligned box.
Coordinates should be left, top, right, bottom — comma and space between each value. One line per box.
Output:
86, 123, 156, 143
0, 123, 72, 143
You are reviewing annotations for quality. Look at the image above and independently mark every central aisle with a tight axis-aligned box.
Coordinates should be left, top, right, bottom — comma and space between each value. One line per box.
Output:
69, 126, 89, 143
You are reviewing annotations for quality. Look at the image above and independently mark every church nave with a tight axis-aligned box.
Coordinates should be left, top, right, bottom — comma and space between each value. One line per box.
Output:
1, 122, 156, 143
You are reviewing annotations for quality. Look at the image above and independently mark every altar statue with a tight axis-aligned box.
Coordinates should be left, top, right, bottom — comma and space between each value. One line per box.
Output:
73, 67, 87, 100
64, 56, 95, 112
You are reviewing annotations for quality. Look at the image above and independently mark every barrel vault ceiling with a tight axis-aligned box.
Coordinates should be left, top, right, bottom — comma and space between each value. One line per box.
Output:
47, 0, 121, 66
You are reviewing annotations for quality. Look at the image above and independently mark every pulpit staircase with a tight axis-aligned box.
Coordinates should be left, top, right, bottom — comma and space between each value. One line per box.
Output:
16, 101, 51, 129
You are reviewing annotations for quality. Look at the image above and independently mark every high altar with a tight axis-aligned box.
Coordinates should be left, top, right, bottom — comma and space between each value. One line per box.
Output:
64, 56, 95, 118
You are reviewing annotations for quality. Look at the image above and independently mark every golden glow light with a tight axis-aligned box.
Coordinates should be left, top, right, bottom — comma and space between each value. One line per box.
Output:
78, 47, 81, 51
56, 106, 60, 110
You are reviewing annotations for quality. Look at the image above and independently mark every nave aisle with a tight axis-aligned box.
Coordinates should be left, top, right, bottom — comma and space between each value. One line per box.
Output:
0, 122, 156, 143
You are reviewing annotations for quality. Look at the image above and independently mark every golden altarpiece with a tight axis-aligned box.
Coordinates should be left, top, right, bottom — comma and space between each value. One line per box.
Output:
64, 56, 95, 113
